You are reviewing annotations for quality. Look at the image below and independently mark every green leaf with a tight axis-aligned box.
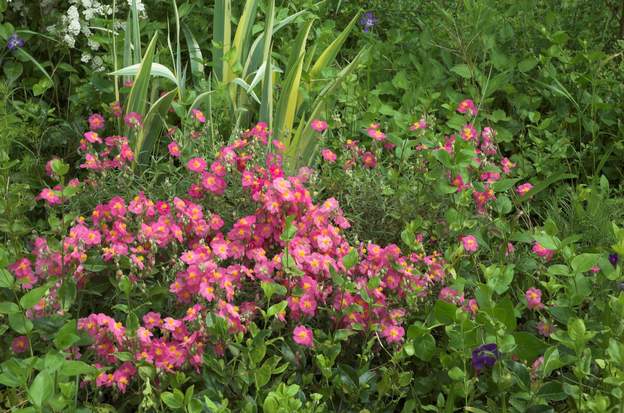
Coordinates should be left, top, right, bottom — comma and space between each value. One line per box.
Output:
342, 247, 359, 270
448, 367, 465, 381
266, 300, 287, 318
537, 381, 567, 401
20, 284, 48, 309
0, 268, 14, 288
261, 281, 287, 302
54, 320, 80, 350
0, 301, 19, 314
518, 56, 538, 73
28, 371, 54, 408
571, 254, 599, 273
512, 332, 548, 362
182, 24, 204, 83
110, 63, 178, 85
450, 64, 472, 78
161, 391, 184, 410
134, 89, 176, 166
213, 0, 232, 82
434, 300, 457, 324
413, 334, 436, 361
50, 159, 69, 176
518, 173, 576, 203
308, 12, 360, 80
125, 33, 158, 124
280, 215, 297, 241
9, 312, 33, 334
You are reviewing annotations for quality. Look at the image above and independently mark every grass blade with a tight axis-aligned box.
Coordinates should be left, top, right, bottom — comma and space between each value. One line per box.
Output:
131, 0, 141, 63
259, 0, 275, 127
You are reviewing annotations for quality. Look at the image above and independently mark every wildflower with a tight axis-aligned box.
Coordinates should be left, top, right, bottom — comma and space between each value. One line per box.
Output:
362, 152, 377, 168
191, 108, 206, 123
609, 253, 618, 267
410, 118, 427, 131
526, 288, 544, 310
88, 113, 106, 131
461, 235, 479, 253
457, 99, 478, 116
11, 336, 29, 353
381, 324, 405, 344
516, 183, 534, 196
293, 325, 314, 347
532, 242, 555, 261
367, 127, 386, 141
37, 188, 62, 206
321, 149, 336, 163
530, 356, 544, 381
537, 320, 555, 337
460, 124, 477, 141
359, 11, 377, 32
124, 112, 143, 128
7, 33, 25, 50
299, 294, 317, 316
168, 142, 181, 158
84, 131, 102, 144
311, 119, 328, 132
187, 157, 207, 173
111, 101, 123, 118
501, 157, 516, 174
471, 343, 499, 373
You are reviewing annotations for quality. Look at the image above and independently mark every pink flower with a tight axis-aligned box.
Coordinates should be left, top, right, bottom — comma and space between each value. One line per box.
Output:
381, 324, 405, 344
187, 157, 207, 173
532, 242, 555, 261
410, 118, 427, 131
537, 320, 555, 337
84, 131, 102, 144
191, 108, 206, 123
88, 113, 106, 131
293, 325, 314, 347
124, 112, 143, 128
311, 119, 328, 132
36, 188, 61, 206
367, 127, 386, 141
362, 152, 377, 168
525, 288, 544, 310
11, 336, 29, 353
461, 235, 479, 253
111, 101, 123, 118
516, 183, 534, 196
457, 99, 478, 116
168, 142, 181, 158
299, 294, 317, 316
460, 124, 478, 141
321, 149, 337, 163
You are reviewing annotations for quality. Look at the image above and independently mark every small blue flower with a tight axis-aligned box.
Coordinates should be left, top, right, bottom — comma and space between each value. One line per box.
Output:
359, 11, 377, 33
7, 33, 25, 51
471, 343, 499, 373
609, 253, 618, 267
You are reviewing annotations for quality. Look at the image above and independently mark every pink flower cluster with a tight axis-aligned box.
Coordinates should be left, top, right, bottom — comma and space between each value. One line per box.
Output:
79, 127, 134, 172
10, 121, 451, 395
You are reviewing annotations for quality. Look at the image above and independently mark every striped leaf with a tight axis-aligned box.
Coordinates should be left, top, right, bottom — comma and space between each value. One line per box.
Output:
308, 12, 359, 81
213, 0, 232, 82
126, 33, 159, 126
274, 19, 313, 143
134, 90, 177, 166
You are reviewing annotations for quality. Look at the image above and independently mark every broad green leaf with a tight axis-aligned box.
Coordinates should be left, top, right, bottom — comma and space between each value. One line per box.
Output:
0, 301, 19, 314
28, 371, 53, 408
134, 89, 176, 166
19, 285, 48, 309
182, 24, 204, 82
450, 63, 472, 78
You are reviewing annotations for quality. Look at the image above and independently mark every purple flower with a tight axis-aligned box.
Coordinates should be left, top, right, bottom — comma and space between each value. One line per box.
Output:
359, 12, 377, 32
7, 33, 25, 51
609, 253, 618, 267
471, 343, 499, 373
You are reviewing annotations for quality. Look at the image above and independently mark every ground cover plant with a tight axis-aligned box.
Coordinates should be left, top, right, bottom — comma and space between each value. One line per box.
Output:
1, 0, 624, 412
